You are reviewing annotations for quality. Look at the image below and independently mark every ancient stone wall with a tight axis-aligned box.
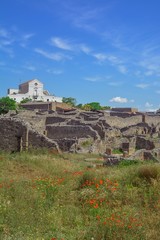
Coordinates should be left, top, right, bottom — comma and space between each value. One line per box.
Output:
0, 117, 26, 152
45, 116, 67, 125
46, 125, 99, 140
121, 126, 150, 137
136, 136, 155, 150
0, 117, 59, 152
145, 115, 160, 126
7, 110, 46, 134
2, 109, 160, 154
104, 115, 142, 128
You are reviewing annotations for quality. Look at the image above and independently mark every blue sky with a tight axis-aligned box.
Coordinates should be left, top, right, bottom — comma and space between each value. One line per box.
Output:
0, 0, 160, 110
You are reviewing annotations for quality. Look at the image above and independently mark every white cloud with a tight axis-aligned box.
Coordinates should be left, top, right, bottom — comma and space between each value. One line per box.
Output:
46, 69, 63, 75
50, 37, 92, 56
144, 70, 154, 76
139, 56, 160, 77
92, 53, 127, 74
109, 97, 128, 103
80, 44, 92, 54
93, 53, 108, 61
84, 76, 102, 82
0, 39, 13, 46
50, 37, 73, 51
34, 48, 72, 61
118, 65, 127, 74
20, 33, 35, 47
145, 102, 153, 108
23, 65, 36, 71
107, 55, 122, 65
136, 83, 149, 89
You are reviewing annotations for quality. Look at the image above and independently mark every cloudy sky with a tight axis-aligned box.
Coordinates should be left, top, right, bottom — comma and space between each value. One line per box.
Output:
1, 0, 160, 110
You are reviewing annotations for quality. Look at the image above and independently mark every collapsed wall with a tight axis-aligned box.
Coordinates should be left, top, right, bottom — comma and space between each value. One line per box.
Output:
0, 117, 59, 152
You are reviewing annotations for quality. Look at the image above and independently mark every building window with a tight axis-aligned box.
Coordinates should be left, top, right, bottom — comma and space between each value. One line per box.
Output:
47, 99, 49, 101
34, 83, 38, 86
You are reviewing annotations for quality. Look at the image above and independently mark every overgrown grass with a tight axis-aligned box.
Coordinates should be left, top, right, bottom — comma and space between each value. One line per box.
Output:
0, 150, 160, 240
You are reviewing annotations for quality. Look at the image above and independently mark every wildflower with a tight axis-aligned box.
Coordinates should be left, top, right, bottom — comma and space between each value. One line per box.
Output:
96, 215, 101, 220
94, 203, 99, 208
89, 199, 96, 205
114, 182, 119, 186
111, 187, 117, 192
95, 183, 99, 189
99, 198, 105, 203
99, 179, 103, 185
73, 171, 83, 176
116, 219, 121, 223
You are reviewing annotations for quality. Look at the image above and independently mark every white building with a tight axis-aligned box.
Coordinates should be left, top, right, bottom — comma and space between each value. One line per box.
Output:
8, 79, 62, 103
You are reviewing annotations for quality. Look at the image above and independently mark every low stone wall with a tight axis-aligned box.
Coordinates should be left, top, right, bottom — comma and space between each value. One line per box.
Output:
45, 116, 66, 125
46, 125, 99, 140
55, 139, 76, 152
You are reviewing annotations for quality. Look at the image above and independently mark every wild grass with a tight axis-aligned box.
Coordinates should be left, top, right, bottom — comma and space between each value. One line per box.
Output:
0, 150, 160, 240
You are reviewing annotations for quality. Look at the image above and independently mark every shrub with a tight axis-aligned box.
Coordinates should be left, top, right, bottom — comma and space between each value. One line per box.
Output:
112, 149, 123, 154
119, 159, 140, 167
137, 165, 159, 182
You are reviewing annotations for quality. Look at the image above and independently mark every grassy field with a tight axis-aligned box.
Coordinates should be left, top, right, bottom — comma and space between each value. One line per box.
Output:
0, 150, 160, 240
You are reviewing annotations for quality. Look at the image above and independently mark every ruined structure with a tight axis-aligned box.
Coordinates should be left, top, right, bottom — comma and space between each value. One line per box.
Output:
1, 109, 160, 162
0, 117, 59, 152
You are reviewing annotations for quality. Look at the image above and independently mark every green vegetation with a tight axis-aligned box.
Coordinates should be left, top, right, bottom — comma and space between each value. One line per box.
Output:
112, 149, 123, 154
80, 139, 93, 148
62, 97, 77, 107
62, 97, 110, 111
1, 150, 160, 239
0, 97, 17, 114
81, 102, 110, 111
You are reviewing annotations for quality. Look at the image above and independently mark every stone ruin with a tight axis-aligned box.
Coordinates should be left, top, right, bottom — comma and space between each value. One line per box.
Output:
0, 109, 160, 163
0, 117, 59, 153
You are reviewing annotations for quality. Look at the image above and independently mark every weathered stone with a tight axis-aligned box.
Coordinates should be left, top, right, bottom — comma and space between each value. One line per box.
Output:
0, 117, 59, 152
136, 137, 155, 150
2, 109, 160, 154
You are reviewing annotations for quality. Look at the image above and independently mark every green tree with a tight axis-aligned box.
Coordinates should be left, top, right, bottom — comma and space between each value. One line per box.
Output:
101, 106, 111, 110
82, 104, 92, 111
0, 97, 17, 114
76, 103, 83, 109
62, 97, 76, 107
87, 102, 102, 111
